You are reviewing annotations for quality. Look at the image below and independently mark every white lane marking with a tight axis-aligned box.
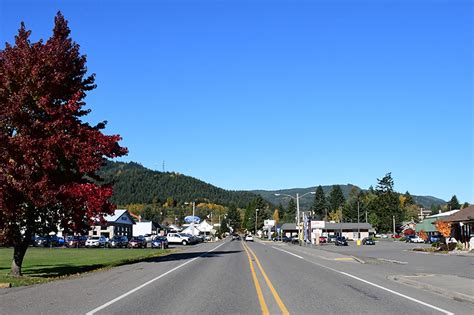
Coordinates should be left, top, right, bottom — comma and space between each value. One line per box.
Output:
271, 246, 454, 315
86, 242, 227, 315
271, 246, 304, 259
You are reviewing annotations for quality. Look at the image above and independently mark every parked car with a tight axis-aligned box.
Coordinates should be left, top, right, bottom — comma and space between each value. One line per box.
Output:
43, 235, 64, 247
335, 236, 348, 246
66, 236, 87, 248
362, 237, 375, 245
428, 235, 441, 243
143, 234, 155, 243
85, 236, 109, 248
151, 236, 169, 249
319, 236, 327, 243
409, 236, 425, 243
327, 235, 337, 243
273, 235, 291, 242
290, 236, 300, 244
30, 236, 47, 247
109, 236, 129, 248
245, 234, 254, 242
167, 233, 193, 245
195, 235, 205, 243
392, 234, 402, 239
182, 233, 199, 244
128, 236, 147, 248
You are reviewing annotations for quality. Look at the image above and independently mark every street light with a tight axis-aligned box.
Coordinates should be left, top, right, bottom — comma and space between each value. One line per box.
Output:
275, 191, 315, 245
184, 201, 196, 236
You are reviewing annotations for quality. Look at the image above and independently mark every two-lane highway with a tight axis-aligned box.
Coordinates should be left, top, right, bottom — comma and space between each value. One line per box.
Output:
0, 238, 471, 314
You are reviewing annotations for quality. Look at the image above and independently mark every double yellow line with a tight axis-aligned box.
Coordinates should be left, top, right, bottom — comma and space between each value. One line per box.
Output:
242, 241, 290, 315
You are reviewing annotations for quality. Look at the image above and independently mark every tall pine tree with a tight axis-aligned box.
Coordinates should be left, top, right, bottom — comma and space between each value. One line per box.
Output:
311, 186, 327, 219
329, 185, 345, 212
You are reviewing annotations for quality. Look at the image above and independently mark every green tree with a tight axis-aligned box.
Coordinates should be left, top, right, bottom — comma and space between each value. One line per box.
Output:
219, 216, 230, 235
311, 186, 327, 219
227, 204, 242, 231
447, 195, 461, 210
243, 205, 253, 232
370, 173, 402, 233
329, 185, 345, 213
284, 199, 297, 223
462, 202, 470, 209
278, 203, 286, 222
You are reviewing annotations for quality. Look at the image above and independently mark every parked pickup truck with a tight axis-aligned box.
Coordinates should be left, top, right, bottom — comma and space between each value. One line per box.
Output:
167, 233, 193, 245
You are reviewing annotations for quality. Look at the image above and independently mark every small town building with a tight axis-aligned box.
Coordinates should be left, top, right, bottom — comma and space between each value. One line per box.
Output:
89, 209, 135, 239
445, 205, 474, 249
313, 222, 373, 240
415, 209, 460, 237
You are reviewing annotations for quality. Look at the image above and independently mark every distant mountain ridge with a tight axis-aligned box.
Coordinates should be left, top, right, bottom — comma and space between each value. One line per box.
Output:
98, 161, 258, 208
252, 186, 446, 210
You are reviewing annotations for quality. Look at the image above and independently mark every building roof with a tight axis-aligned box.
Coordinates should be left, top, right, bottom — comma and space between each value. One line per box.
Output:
325, 223, 373, 229
445, 205, 474, 222
427, 209, 459, 218
281, 223, 297, 230
415, 218, 438, 233
103, 209, 135, 224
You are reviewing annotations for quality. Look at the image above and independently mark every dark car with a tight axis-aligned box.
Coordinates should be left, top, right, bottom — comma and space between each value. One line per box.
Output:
335, 236, 348, 246
362, 237, 375, 245
151, 236, 169, 249
327, 235, 337, 243
128, 236, 147, 248
273, 236, 291, 242
232, 234, 241, 241
428, 235, 441, 244
66, 236, 87, 248
30, 236, 47, 247
109, 236, 129, 248
291, 236, 300, 244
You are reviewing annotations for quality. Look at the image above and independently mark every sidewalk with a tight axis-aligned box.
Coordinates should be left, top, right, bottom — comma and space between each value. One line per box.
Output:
389, 274, 474, 304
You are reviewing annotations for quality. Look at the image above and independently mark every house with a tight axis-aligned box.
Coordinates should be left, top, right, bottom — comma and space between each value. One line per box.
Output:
281, 223, 298, 237
89, 209, 135, 239
415, 209, 460, 237
445, 205, 474, 249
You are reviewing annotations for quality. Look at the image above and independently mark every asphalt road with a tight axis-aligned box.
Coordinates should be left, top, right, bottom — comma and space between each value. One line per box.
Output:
0, 238, 472, 315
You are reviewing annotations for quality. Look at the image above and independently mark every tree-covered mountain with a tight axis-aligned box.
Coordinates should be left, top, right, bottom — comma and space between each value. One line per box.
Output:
252, 185, 446, 210
97, 161, 257, 208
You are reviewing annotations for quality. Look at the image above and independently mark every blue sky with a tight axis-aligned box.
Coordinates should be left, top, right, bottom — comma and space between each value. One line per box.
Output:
1, 0, 472, 202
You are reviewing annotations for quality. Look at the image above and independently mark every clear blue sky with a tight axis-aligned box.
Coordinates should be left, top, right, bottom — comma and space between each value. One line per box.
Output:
1, 0, 473, 202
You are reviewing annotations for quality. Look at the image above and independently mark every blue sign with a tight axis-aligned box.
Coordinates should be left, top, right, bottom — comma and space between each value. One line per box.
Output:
184, 216, 201, 224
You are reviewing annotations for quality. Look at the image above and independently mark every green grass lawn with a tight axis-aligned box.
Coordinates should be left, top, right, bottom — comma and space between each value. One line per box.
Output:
0, 247, 170, 287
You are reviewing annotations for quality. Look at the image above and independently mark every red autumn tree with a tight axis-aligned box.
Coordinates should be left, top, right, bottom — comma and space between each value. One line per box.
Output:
0, 13, 127, 276
434, 220, 452, 245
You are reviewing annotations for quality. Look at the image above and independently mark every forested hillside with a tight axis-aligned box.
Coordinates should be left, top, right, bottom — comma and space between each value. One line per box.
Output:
97, 161, 257, 208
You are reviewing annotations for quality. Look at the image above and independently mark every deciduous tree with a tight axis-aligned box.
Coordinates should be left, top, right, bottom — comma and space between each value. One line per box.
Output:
0, 13, 127, 276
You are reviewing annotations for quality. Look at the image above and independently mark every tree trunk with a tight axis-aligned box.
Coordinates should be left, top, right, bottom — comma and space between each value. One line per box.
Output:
10, 230, 31, 277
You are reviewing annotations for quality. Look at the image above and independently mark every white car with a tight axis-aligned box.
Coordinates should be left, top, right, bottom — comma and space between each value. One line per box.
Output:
85, 236, 108, 248
167, 233, 193, 245
410, 236, 425, 243
245, 235, 254, 242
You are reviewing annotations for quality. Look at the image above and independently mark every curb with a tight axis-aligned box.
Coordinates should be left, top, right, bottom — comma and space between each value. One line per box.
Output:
388, 275, 474, 304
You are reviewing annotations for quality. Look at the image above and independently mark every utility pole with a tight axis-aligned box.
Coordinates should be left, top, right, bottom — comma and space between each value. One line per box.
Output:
357, 201, 360, 240
255, 209, 259, 235
392, 215, 396, 236
296, 193, 300, 244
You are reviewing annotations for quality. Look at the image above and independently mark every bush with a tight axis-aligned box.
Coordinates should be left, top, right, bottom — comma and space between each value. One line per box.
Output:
431, 242, 440, 248
398, 237, 406, 242
456, 242, 463, 251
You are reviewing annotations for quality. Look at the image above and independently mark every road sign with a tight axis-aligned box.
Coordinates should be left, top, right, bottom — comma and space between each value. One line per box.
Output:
264, 220, 275, 227
184, 216, 201, 224
311, 220, 325, 229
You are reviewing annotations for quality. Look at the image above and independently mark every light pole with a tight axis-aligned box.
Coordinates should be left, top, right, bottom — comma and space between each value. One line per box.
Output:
357, 201, 360, 240
185, 201, 196, 236
275, 191, 315, 245
255, 208, 259, 235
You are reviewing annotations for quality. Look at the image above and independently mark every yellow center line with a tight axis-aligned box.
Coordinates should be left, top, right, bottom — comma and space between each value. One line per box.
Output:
242, 241, 270, 315
243, 242, 290, 315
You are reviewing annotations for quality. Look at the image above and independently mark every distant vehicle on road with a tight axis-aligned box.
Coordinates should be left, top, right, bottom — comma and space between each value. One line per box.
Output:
85, 236, 109, 248
273, 236, 290, 242
362, 237, 375, 245
245, 235, 254, 242
335, 236, 348, 246
151, 236, 168, 249
232, 234, 241, 241
128, 236, 147, 248
409, 236, 425, 243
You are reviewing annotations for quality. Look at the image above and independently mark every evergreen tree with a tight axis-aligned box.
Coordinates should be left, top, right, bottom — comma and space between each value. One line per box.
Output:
447, 195, 461, 210
284, 199, 297, 223
219, 216, 230, 235
311, 186, 327, 219
462, 202, 470, 209
370, 173, 402, 232
278, 203, 286, 222
227, 204, 242, 231
404, 191, 414, 206
329, 185, 345, 212
243, 205, 253, 232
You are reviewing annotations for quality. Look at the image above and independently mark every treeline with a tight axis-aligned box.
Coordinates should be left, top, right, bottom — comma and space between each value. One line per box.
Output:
309, 173, 470, 233
97, 160, 258, 208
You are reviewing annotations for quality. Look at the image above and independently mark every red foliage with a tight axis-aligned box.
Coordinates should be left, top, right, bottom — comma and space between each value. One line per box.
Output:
404, 228, 415, 236
0, 13, 127, 247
